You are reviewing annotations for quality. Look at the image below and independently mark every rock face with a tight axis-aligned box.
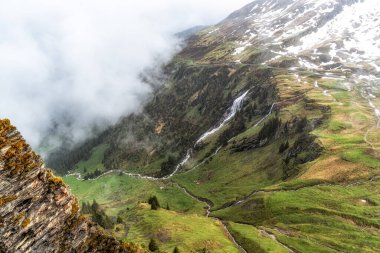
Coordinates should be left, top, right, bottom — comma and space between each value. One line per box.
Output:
0, 119, 139, 253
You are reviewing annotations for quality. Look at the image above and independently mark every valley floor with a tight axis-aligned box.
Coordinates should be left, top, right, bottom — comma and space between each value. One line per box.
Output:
63, 66, 380, 253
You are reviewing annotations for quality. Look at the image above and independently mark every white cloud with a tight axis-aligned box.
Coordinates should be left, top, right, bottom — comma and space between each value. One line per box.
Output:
0, 0, 251, 148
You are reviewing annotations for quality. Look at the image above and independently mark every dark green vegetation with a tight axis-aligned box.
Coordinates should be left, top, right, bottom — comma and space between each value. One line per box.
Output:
148, 196, 160, 210
82, 200, 116, 229
215, 180, 380, 253
55, 4, 380, 252
49, 62, 277, 177
149, 239, 159, 252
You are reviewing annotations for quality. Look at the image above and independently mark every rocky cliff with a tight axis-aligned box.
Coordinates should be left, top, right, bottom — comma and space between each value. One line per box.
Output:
0, 119, 142, 253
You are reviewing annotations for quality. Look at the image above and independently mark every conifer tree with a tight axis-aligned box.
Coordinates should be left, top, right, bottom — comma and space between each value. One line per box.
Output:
149, 239, 159, 252
117, 216, 123, 224
148, 196, 160, 210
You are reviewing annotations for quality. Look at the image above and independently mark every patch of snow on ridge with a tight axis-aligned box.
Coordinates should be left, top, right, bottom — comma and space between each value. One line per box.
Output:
250, 4, 259, 12
233, 32, 256, 55
233, 46, 250, 55
208, 28, 219, 34
368, 101, 380, 117
329, 43, 337, 59
299, 58, 319, 69
370, 63, 380, 72
287, 0, 380, 62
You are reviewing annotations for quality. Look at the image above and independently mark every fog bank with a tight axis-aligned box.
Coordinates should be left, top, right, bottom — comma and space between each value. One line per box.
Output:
0, 0, 251, 149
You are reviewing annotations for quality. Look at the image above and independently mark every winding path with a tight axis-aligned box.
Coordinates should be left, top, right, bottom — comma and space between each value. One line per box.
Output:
357, 83, 380, 152
176, 184, 248, 253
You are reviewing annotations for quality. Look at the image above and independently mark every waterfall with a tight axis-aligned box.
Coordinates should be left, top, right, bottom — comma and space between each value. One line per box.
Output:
253, 103, 276, 127
164, 149, 192, 179
67, 91, 249, 180
171, 90, 249, 177
196, 90, 249, 144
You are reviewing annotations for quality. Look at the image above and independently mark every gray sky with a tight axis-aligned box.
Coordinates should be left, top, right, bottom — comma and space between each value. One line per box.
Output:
0, 0, 251, 148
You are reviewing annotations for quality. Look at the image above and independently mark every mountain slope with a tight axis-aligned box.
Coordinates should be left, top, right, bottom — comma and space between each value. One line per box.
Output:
45, 0, 380, 252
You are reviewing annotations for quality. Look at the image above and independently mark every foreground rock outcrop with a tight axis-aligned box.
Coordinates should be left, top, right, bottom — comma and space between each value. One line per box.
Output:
0, 119, 142, 253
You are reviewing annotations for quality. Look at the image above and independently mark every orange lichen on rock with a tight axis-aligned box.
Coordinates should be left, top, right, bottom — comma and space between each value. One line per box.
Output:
21, 217, 31, 228
0, 119, 43, 176
0, 196, 17, 206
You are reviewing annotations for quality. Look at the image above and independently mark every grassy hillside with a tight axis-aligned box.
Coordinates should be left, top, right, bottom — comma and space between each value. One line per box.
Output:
72, 144, 109, 178
226, 222, 290, 253
60, 66, 380, 252
122, 204, 240, 253
64, 173, 205, 216
213, 179, 380, 253
55, 9, 380, 251
63, 174, 241, 252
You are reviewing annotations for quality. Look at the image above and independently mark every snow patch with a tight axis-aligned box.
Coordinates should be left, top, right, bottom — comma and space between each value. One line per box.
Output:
233, 44, 251, 55
250, 4, 259, 13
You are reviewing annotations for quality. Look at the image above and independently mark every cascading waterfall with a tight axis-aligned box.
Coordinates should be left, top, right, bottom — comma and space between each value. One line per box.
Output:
186, 146, 222, 174
67, 90, 250, 180
195, 90, 249, 145
163, 149, 192, 179
169, 90, 250, 177
253, 103, 276, 127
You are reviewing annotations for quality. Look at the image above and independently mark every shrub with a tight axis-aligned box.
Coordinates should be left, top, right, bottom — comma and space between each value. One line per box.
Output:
257, 117, 281, 140
160, 155, 177, 176
83, 200, 115, 229
278, 141, 289, 153
296, 116, 308, 132
148, 196, 160, 210
149, 239, 159, 252
116, 216, 123, 224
